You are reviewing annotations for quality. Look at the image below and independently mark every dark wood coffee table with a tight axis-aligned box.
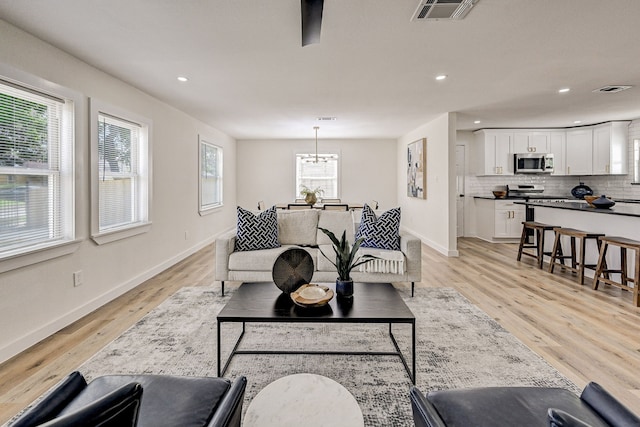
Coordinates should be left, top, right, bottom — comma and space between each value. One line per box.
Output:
217, 282, 416, 383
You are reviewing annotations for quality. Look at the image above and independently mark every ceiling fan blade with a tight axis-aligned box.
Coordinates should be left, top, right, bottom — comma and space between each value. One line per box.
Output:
301, 0, 324, 46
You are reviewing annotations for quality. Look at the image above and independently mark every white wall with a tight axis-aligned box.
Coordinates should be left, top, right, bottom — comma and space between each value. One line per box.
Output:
0, 20, 237, 362
456, 130, 476, 237
236, 139, 397, 210
398, 113, 458, 256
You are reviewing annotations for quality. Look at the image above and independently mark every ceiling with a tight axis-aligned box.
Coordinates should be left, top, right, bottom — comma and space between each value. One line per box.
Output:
1, 0, 639, 140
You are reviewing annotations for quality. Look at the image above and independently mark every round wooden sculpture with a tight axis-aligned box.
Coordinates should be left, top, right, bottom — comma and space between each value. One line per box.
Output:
272, 247, 314, 293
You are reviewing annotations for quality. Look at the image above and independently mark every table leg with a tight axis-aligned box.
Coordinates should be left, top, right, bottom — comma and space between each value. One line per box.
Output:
218, 321, 246, 377
389, 322, 415, 384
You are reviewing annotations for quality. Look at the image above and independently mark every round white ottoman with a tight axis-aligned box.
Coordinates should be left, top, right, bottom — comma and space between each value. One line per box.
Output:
243, 373, 364, 427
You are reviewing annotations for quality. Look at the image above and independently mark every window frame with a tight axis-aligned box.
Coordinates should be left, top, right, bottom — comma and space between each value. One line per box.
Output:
198, 135, 223, 215
89, 98, 152, 245
294, 151, 341, 200
0, 65, 80, 273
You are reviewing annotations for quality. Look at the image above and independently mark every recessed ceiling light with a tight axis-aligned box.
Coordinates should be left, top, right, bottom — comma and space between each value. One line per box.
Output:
474, 120, 481, 124
435, 75, 447, 81
558, 88, 570, 93
177, 76, 188, 82
574, 120, 582, 124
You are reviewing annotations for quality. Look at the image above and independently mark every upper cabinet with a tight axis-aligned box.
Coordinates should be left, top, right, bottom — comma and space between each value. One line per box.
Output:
566, 128, 593, 175
549, 131, 566, 176
513, 131, 550, 154
592, 121, 630, 175
473, 122, 629, 177
474, 130, 513, 175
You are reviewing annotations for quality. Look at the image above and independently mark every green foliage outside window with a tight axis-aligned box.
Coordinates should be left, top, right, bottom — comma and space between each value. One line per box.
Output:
0, 93, 49, 168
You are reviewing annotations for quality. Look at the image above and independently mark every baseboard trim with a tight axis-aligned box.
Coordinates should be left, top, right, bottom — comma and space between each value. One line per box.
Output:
402, 226, 459, 257
0, 234, 219, 364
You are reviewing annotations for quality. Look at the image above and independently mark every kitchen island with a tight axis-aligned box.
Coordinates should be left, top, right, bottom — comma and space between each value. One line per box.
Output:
517, 200, 640, 218
515, 200, 640, 281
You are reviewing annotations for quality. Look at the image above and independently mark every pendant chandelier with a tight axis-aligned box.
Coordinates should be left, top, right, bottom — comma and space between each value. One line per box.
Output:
301, 126, 336, 163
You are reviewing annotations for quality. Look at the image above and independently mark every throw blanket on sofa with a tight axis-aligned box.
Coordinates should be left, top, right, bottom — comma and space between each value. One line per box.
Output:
358, 250, 405, 274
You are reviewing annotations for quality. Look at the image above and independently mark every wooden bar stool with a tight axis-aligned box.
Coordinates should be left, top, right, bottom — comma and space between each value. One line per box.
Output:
548, 228, 605, 285
592, 236, 640, 307
517, 221, 560, 269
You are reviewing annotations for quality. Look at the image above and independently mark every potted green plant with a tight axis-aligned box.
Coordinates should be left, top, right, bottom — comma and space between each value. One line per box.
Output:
318, 227, 377, 297
300, 185, 324, 205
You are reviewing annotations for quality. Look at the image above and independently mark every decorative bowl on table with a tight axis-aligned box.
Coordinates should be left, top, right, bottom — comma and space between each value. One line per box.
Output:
290, 284, 334, 308
492, 190, 507, 199
590, 195, 615, 209
584, 195, 598, 207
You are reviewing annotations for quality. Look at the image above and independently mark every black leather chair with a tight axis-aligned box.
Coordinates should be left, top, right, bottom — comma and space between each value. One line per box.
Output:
11, 371, 247, 427
410, 382, 640, 427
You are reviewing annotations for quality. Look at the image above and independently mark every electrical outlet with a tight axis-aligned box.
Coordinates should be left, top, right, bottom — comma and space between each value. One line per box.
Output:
73, 270, 83, 287
185, 230, 189, 240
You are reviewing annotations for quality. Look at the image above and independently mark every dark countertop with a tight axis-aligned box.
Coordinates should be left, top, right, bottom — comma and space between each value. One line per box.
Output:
514, 200, 640, 218
473, 195, 572, 200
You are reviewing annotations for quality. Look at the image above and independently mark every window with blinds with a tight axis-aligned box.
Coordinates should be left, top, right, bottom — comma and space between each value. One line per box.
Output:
95, 111, 149, 234
295, 153, 339, 199
199, 137, 223, 213
0, 80, 75, 258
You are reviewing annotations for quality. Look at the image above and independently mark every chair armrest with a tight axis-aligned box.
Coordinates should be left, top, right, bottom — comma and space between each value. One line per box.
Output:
400, 232, 422, 281
410, 386, 447, 427
208, 376, 247, 427
11, 371, 88, 427
215, 229, 237, 281
580, 382, 640, 426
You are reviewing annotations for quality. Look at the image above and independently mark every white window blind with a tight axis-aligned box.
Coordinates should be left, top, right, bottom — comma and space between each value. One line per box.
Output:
295, 153, 339, 198
0, 80, 74, 257
199, 138, 223, 212
97, 113, 146, 232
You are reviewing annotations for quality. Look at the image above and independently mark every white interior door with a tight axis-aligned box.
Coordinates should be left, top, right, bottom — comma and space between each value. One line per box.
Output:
455, 145, 465, 237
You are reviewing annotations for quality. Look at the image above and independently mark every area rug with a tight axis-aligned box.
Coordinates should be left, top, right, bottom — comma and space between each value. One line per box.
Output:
79, 286, 578, 426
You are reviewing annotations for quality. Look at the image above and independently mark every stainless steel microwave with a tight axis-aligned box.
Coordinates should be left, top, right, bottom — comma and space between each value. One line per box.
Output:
514, 153, 554, 174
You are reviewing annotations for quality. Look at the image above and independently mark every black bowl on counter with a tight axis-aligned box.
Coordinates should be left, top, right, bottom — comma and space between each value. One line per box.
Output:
590, 195, 615, 209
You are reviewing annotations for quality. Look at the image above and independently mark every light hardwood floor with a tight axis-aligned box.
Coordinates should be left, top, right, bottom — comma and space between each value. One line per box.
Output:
0, 237, 638, 422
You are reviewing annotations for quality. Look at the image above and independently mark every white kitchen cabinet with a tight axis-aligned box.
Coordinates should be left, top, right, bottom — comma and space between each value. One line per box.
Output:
513, 131, 551, 154
474, 130, 513, 175
475, 198, 525, 242
494, 200, 526, 238
592, 121, 630, 175
549, 131, 566, 176
565, 128, 593, 175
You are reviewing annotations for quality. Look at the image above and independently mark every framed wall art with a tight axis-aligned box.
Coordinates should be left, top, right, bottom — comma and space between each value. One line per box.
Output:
407, 138, 426, 199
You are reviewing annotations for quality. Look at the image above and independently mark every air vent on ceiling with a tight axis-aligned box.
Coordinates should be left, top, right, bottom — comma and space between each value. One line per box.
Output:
592, 85, 633, 93
317, 117, 337, 121
411, 0, 478, 21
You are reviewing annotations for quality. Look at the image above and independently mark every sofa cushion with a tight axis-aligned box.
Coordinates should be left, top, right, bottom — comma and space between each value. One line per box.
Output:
230, 246, 318, 272
235, 206, 280, 252
277, 209, 319, 246
356, 204, 401, 250
317, 211, 355, 245
317, 244, 338, 273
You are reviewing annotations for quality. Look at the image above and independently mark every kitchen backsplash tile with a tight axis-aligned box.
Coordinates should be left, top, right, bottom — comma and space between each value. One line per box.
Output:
468, 119, 640, 200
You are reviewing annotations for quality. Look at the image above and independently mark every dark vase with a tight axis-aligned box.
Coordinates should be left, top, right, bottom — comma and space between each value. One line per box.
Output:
336, 279, 354, 298
591, 195, 615, 209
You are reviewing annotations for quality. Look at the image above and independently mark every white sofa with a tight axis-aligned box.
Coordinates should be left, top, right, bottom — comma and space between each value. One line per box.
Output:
215, 209, 422, 296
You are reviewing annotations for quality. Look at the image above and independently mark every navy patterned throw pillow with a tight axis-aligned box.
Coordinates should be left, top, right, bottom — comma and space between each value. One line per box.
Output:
235, 205, 280, 251
356, 204, 401, 250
